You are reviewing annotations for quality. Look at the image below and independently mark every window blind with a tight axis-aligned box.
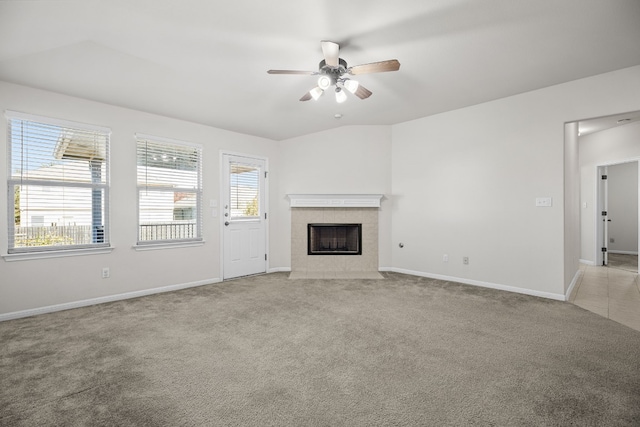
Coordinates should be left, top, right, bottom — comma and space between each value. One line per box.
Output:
136, 136, 202, 243
6, 112, 110, 253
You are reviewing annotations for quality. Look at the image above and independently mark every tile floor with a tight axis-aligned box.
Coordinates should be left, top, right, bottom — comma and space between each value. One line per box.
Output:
570, 254, 640, 332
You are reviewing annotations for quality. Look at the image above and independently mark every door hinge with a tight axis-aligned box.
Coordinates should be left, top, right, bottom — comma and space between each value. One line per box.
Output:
264, 212, 267, 220
265, 171, 268, 178
601, 175, 608, 180
265, 254, 267, 261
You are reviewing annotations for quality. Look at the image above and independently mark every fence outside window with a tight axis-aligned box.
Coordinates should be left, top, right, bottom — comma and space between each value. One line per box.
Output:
13, 223, 195, 248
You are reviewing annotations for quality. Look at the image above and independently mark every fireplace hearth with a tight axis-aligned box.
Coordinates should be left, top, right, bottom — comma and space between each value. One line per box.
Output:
308, 223, 362, 255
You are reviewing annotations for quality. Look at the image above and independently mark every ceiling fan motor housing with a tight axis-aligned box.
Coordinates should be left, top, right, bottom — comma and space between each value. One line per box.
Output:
319, 58, 348, 85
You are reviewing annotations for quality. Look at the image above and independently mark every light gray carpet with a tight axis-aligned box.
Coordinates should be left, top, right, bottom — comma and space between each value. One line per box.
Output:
1, 272, 640, 426
608, 253, 638, 273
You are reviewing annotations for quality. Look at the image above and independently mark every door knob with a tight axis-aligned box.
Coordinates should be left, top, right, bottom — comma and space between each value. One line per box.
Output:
225, 221, 230, 226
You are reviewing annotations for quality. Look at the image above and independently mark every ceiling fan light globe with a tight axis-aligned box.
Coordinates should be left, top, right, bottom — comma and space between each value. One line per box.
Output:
309, 87, 324, 100
344, 79, 360, 94
317, 75, 332, 90
335, 88, 347, 103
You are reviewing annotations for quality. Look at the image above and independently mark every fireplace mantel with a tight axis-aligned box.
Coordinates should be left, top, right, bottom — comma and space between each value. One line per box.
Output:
287, 194, 383, 208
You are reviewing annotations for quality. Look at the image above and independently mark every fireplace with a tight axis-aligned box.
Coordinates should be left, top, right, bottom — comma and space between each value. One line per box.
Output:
287, 194, 383, 277
308, 224, 362, 255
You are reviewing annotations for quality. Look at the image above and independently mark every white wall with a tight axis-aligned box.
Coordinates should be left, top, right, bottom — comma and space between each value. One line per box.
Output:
580, 121, 640, 263
391, 66, 640, 299
607, 162, 638, 254
2, 65, 640, 316
275, 126, 393, 269
0, 81, 279, 316
564, 122, 580, 292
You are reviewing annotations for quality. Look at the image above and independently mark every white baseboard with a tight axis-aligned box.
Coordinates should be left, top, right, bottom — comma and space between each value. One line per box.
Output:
268, 267, 292, 273
1, 266, 571, 321
608, 250, 638, 255
0, 277, 221, 322
580, 259, 596, 266
380, 267, 566, 301
564, 269, 583, 302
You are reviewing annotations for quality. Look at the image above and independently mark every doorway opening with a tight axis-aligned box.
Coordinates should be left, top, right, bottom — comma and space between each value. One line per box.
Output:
565, 110, 640, 292
596, 161, 638, 272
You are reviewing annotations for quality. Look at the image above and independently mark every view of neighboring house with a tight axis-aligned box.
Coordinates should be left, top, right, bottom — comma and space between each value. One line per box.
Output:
14, 135, 257, 247
15, 163, 202, 243
15, 163, 99, 228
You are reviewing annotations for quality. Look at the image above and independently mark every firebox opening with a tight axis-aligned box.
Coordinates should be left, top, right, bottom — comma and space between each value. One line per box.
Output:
308, 223, 362, 255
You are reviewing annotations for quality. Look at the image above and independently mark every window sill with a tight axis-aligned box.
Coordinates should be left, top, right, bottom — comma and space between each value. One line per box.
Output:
132, 240, 204, 251
2, 247, 114, 262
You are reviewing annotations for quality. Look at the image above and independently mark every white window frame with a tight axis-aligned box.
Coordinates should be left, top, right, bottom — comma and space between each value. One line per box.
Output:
5, 111, 111, 258
135, 133, 203, 248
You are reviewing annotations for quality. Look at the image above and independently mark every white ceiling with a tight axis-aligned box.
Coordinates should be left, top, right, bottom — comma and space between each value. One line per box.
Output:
1, 0, 640, 141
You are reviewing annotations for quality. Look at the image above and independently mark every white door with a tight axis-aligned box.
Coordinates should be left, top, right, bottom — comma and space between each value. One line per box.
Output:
598, 166, 609, 266
605, 161, 639, 272
222, 154, 267, 279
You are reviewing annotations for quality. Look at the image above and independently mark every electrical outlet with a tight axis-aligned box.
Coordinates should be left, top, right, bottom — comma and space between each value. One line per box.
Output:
102, 267, 110, 279
443, 254, 449, 262
535, 197, 552, 207
463, 257, 469, 265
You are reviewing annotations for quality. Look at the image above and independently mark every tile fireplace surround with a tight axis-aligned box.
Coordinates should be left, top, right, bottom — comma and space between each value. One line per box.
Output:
288, 194, 383, 279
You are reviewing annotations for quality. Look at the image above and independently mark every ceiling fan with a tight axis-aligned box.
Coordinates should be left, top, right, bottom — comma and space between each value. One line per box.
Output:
267, 41, 400, 103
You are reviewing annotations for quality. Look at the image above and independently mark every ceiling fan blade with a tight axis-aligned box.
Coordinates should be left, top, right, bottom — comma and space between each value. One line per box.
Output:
321, 41, 340, 67
267, 69, 316, 75
300, 86, 325, 101
353, 84, 373, 100
348, 59, 401, 75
